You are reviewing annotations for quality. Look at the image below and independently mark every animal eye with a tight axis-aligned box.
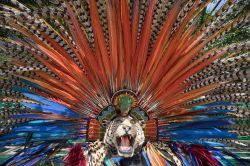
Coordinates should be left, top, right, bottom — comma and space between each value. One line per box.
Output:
130, 119, 136, 124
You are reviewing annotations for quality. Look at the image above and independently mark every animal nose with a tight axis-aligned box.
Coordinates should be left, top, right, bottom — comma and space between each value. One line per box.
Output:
123, 126, 131, 132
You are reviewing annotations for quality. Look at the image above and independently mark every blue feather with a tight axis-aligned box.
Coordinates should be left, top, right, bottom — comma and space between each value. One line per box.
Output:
206, 109, 235, 114
212, 150, 234, 166
164, 129, 237, 140
163, 159, 171, 166
12, 86, 33, 93
191, 102, 234, 110
21, 93, 81, 118
0, 138, 26, 146
189, 151, 199, 166
111, 157, 123, 164
0, 133, 27, 140
20, 79, 44, 89
20, 103, 79, 117
172, 143, 190, 166
142, 151, 151, 166
19, 155, 44, 166
3, 143, 48, 166
160, 119, 234, 132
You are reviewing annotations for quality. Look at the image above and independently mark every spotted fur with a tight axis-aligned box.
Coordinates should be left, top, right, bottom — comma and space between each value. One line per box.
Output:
86, 140, 108, 166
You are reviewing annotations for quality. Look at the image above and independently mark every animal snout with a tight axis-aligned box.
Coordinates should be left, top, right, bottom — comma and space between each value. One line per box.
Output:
122, 126, 131, 132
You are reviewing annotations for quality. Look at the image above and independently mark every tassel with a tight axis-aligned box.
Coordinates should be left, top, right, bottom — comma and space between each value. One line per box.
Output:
190, 145, 220, 166
63, 144, 86, 166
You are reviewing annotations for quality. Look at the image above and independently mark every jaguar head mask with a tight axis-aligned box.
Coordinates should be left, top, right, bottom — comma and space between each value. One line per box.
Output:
103, 115, 145, 157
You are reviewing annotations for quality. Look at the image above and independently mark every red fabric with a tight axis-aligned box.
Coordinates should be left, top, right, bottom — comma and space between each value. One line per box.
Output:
63, 144, 87, 166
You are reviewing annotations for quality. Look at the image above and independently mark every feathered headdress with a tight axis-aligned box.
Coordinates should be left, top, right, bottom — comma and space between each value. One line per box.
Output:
0, 0, 249, 165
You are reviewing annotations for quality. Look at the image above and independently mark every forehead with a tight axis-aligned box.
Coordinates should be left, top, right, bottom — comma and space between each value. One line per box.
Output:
113, 116, 133, 121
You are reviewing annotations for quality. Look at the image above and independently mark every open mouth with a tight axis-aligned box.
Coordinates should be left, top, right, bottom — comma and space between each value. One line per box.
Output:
116, 135, 134, 153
